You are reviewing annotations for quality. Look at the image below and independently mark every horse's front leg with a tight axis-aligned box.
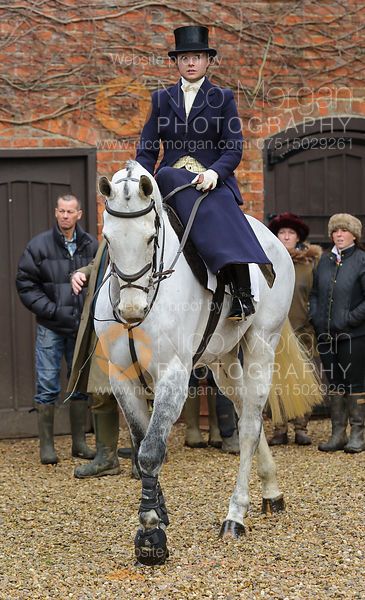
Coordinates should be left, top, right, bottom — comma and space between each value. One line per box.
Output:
135, 358, 189, 566
110, 369, 151, 480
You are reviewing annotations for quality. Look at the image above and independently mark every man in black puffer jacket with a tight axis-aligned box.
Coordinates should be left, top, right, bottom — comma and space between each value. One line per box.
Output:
16, 194, 98, 465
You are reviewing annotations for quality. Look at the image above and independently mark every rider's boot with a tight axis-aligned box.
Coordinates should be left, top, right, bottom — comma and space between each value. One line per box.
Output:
225, 264, 255, 321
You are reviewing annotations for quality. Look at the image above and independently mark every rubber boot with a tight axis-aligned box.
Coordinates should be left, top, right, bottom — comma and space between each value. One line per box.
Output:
294, 415, 311, 445
70, 399, 96, 459
344, 396, 365, 454
268, 425, 289, 446
37, 403, 58, 465
318, 395, 348, 452
207, 388, 222, 448
74, 407, 121, 478
183, 391, 207, 448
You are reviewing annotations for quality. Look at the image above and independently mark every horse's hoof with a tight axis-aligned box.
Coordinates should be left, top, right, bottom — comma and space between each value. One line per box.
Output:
261, 494, 285, 515
134, 527, 169, 566
219, 519, 246, 539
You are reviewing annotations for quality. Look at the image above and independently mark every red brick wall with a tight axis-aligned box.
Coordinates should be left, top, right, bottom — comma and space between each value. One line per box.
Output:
0, 1, 364, 230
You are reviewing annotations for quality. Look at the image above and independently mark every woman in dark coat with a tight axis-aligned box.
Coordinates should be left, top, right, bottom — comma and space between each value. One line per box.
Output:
136, 25, 274, 321
310, 213, 365, 453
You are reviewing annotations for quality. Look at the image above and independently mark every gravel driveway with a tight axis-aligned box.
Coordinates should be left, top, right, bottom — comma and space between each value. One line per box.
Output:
0, 419, 364, 599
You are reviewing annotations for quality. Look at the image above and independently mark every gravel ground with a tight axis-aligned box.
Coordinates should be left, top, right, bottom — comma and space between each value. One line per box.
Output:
0, 419, 364, 600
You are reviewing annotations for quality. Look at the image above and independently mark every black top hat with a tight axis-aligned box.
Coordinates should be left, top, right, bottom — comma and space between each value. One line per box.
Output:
168, 26, 217, 58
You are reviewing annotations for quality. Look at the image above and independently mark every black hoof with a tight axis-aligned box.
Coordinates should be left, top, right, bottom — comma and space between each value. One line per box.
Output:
261, 494, 285, 515
134, 527, 169, 566
219, 519, 246, 539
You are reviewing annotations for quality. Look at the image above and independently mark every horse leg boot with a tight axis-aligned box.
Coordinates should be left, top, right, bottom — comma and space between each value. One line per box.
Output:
74, 395, 121, 478
70, 399, 96, 459
183, 389, 207, 448
135, 474, 170, 566
225, 264, 255, 321
344, 395, 365, 453
37, 403, 58, 465
318, 394, 348, 451
207, 387, 222, 448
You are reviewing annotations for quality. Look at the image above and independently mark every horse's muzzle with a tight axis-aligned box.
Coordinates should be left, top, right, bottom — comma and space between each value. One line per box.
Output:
119, 292, 148, 322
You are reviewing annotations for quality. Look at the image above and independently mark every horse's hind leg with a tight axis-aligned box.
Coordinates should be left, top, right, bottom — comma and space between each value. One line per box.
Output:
256, 428, 285, 514
211, 331, 284, 538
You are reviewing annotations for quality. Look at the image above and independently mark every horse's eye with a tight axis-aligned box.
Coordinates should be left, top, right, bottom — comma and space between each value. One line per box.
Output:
147, 235, 155, 245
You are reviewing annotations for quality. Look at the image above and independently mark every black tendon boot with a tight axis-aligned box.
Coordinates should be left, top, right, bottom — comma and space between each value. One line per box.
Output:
225, 264, 255, 321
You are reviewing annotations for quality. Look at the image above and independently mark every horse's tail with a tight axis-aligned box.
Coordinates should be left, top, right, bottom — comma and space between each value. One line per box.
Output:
268, 318, 323, 425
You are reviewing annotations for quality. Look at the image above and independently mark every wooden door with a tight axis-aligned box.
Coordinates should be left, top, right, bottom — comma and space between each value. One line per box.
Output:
264, 118, 365, 242
0, 149, 96, 438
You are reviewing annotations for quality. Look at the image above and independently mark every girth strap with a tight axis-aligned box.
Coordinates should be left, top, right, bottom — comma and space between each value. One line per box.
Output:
192, 274, 226, 366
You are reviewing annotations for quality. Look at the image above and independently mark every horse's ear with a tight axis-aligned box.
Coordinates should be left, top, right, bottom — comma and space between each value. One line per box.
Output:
139, 175, 153, 199
99, 176, 112, 198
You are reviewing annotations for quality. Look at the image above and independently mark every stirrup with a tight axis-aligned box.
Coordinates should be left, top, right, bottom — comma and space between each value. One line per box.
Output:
227, 294, 255, 322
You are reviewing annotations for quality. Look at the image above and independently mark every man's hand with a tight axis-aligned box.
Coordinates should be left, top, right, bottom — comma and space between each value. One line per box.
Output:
71, 271, 87, 295
192, 169, 218, 192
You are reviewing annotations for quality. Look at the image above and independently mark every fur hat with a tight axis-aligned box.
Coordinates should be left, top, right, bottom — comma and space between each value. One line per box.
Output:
268, 212, 309, 242
328, 213, 362, 241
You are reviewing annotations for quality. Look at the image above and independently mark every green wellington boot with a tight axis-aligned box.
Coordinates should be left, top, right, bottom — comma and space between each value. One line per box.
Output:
318, 395, 348, 452
344, 396, 365, 453
37, 403, 58, 465
74, 406, 121, 478
70, 400, 96, 459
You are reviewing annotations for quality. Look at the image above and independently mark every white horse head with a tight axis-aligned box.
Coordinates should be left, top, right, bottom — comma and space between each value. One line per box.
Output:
99, 161, 163, 323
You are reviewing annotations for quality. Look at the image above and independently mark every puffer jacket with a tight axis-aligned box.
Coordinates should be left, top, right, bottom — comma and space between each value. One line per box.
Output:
309, 245, 365, 338
16, 224, 98, 335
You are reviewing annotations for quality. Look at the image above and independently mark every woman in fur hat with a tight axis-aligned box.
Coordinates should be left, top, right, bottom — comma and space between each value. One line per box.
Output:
268, 212, 322, 445
310, 213, 365, 454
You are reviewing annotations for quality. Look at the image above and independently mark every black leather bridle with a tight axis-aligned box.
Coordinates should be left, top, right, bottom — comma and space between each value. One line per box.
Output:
103, 175, 209, 329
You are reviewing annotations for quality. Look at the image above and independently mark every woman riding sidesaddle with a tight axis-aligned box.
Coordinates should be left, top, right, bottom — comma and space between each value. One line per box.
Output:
136, 25, 274, 321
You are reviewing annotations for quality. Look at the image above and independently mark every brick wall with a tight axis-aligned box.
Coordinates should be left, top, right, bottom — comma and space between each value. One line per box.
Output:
0, 1, 364, 230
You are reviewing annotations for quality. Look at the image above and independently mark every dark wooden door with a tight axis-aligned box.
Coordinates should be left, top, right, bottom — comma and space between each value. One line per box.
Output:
0, 150, 96, 438
264, 118, 365, 243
